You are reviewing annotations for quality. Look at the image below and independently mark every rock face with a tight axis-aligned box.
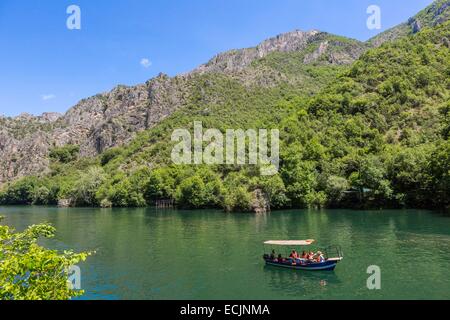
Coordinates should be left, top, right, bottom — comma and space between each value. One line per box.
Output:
410, 18, 423, 34
193, 30, 366, 74
57, 198, 73, 208
251, 189, 270, 214
0, 73, 196, 183
194, 30, 321, 74
0, 115, 58, 182
303, 41, 330, 64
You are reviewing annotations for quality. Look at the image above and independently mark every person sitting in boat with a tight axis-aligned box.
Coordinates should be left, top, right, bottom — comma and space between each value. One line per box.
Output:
270, 250, 276, 261
277, 254, 284, 262
296, 251, 307, 265
307, 251, 316, 261
316, 251, 325, 263
289, 250, 295, 260
301, 251, 307, 259
289, 250, 299, 263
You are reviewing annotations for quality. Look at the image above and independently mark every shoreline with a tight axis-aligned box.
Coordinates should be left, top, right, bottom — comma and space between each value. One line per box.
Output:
0, 204, 447, 213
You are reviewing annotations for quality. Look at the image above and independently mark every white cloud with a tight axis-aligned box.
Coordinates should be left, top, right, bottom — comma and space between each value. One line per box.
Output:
140, 58, 152, 68
41, 94, 56, 101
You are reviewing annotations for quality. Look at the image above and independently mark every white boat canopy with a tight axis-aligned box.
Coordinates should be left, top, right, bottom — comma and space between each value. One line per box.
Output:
264, 240, 315, 246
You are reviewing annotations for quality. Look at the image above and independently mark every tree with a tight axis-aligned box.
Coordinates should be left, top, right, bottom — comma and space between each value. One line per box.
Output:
107, 178, 147, 208
72, 167, 106, 206
144, 168, 175, 203
428, 141, 450, 209
100, 147, 123, 166
49, 145, 80, 164
0, 216, 91, 300
258, 175, 290, 209
32, 186, 51, 205
439, 101, 449, 139
280, 149, 319, 208
0, 177, 38, 205
349, 155, 393, 205
325, 175, 350, 206
223, 186, 252, 212
386, 145, 432, 207
176, 176, 208, 209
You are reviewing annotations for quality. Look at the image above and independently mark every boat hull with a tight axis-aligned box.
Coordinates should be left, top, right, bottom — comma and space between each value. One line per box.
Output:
265, 259, 339, 271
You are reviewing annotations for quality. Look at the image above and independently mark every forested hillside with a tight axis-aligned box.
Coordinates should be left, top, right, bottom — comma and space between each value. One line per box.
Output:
1, 3, 449, 212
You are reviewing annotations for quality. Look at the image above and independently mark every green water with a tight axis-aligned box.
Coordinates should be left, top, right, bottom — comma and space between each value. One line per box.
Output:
1, 206, 449, 300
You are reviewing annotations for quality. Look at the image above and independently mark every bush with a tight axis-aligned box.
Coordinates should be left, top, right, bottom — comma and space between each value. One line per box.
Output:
176, 176, 208, 209
258, 175, 290, 209
71, 167, 106, 206
325, 176, 350, 205
107, 178, 147, 207
224, 186, 252, 212
0, 177, 38, 205
0, 217, 92, 300
49, 145, 80, 163
100, 198, 113, 208
32, 186, 51, 205
101, 147, 123, 166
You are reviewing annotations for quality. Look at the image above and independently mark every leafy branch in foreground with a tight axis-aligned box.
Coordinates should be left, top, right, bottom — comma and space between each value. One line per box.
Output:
0, 216, 92, 300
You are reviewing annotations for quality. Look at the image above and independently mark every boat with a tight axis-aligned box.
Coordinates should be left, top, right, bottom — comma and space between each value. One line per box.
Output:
263, 240, 343, 271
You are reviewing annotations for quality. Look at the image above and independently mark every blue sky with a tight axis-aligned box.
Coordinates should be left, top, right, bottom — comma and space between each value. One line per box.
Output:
0, 0, 434, 117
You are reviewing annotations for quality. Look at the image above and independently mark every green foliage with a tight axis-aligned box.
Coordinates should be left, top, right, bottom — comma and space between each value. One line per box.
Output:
32, 186, 51, 205
175, 167, 224, 209
100, 147, 123, 166
324, 176, 350, 206
71, 167, 106, 206
144, 168, 176, 202
1, 22, 449, 212
0, 177, 39, 205
440, 101, 450, 139
428, 141, 450, 209
257, 175, 290, 209
281, 153, 319, 208
49, 145, 80, 164
105, 177, 147, 208
224, 186, 252, 213
0, 217, 92, 300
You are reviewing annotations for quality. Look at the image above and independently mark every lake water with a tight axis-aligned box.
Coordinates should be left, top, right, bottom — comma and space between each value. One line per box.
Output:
1, 206, 449, 300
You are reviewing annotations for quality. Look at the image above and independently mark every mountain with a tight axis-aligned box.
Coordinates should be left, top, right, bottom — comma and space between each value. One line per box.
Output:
193, 30, 367, 74
85, 19, 449, 211
1, 0, 449, 212
0, 30, 367, 184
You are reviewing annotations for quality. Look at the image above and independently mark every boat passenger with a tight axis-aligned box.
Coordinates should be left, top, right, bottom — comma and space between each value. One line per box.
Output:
278, 254, 284, 262
301, 251, 307, 259
270, 250, 276, 261
289, 250, 299, 262
316, 251, 325, 263
289, 250, 295, 259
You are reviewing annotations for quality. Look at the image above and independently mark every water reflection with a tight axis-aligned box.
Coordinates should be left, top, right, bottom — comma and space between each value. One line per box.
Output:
263, 265, 341, 298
